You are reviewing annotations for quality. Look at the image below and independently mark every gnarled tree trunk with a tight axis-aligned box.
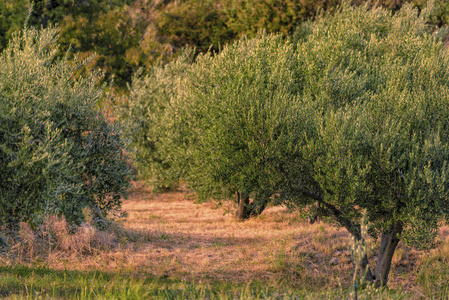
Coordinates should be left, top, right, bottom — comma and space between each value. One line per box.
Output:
235, 192, 267, 221
308, 201, 322, 224
235, 192, 250, 221
373, 222, 403, 286
351, 222, 403, 286
301, 190, 403, 287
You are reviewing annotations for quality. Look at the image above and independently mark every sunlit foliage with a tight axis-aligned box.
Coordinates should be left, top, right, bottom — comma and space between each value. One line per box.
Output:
0, 25, 131, 231
125, 1, 449, 285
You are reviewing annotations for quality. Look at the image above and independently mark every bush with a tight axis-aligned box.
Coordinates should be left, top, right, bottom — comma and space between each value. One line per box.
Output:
0, 25, 131, 232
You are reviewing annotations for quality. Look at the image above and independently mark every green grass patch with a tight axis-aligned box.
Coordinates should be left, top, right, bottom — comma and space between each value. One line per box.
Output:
0, 265, 305, 299
0, 264, 420, 299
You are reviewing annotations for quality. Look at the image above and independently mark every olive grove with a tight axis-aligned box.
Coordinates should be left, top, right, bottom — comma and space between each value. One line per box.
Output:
124, 2, 449, 285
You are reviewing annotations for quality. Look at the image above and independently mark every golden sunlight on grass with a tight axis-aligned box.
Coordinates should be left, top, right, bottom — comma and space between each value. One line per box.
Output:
3, 181, 449, 295
117, 182, 355, 287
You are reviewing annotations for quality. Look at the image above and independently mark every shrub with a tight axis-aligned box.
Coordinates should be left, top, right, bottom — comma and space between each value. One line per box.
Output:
0, 25, 131, 232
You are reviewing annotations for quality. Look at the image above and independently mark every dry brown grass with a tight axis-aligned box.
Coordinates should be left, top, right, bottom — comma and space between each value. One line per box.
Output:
5, 215, 118, 266
3, 180, 449, 294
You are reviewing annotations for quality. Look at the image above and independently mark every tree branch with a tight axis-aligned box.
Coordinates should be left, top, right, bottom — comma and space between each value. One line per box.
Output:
302, 191, 361, 240
302, 190, 375, 281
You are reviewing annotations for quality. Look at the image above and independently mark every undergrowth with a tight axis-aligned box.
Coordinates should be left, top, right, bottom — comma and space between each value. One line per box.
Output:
0, 264, 410, 300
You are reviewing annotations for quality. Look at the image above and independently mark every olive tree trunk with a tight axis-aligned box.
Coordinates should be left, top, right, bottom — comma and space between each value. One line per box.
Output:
351, 222, 403, 286
235, 192, 267, 221
308, 201, 322, 224
302, 191, 404, 287
373, 222, 403, 286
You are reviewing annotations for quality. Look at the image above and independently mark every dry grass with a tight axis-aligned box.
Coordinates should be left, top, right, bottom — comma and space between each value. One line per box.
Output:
116, 182, 356, 289
5, 216, 117, 266
2, 180, 449, 296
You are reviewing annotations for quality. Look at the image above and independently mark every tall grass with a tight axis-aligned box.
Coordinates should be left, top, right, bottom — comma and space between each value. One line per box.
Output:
3, 215, 118, 264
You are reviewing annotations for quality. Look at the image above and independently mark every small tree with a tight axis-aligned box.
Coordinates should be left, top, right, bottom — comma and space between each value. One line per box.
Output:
0, 25, 131, 232
178, 33, 312, 219
121, 50, 194, 192
284, 2, 449, 285
124, 33, 309, 219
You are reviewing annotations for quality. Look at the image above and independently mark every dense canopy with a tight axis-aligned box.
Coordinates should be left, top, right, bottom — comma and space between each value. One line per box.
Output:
124, 2, 449, 285
0, 26, 131, 231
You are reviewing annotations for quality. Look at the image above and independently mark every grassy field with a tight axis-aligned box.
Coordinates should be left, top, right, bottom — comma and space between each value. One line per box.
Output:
1, 181, 449, 299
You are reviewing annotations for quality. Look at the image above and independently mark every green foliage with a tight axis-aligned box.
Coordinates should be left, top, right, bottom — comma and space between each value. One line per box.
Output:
223, 0, 339, 37
29, 0, 133, 24
124, 33, 312, 202
0, 0, 30, 52
57, 7, 145, 88
179, 33, 311, 204
0, 25, 130, 231
126, 1, 449, 283
154, 0, 233, 54
30, 0, 139, 88
3, 0, 449, 91
291, 1, 449, 248
121, 50, 194, 192
153, 0, 341, 54
0, 0, 140, 88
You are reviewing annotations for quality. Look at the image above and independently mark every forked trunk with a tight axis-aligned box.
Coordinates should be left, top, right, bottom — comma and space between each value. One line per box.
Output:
235, 192, 250, 221
351, 222, 402, 286
373, 222, 403, 286
235, 192, 267, 221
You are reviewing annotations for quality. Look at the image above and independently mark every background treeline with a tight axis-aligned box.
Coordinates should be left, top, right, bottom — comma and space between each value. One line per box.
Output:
2, 0, 449, 89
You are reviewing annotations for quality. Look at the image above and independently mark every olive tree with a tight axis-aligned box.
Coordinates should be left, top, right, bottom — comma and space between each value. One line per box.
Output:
285, 2, 449, 286
176, 33, 313, 220
124, 32, 309, 219
0, 25, 131, 232
121, 50, 194, 192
